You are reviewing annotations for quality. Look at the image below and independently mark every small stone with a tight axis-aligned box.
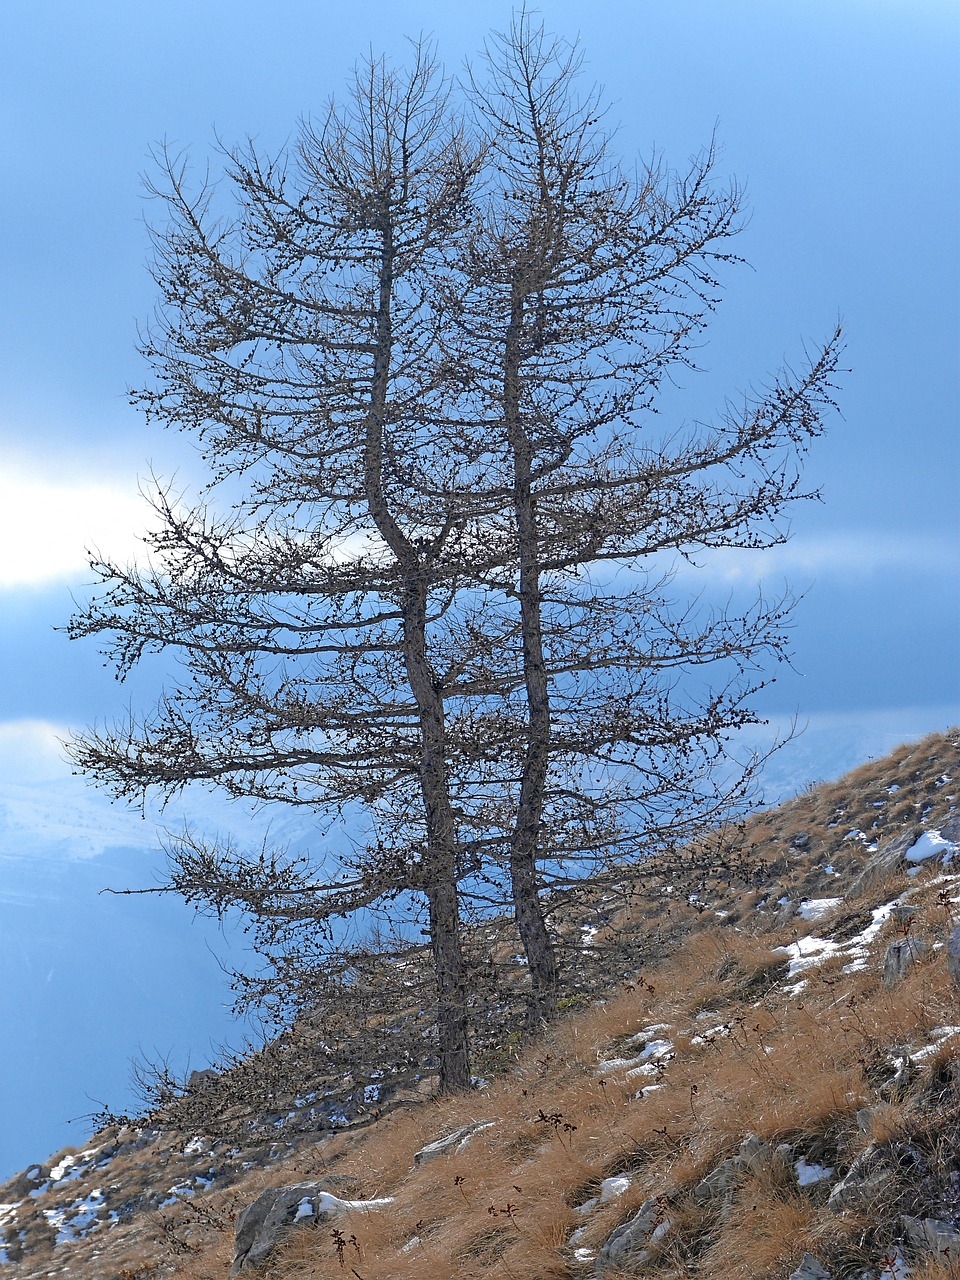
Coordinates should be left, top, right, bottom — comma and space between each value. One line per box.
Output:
947, 924, 960, 988
788, 1254, 832, 1280
882, 936, 929, 987
902, 1214, 960, 1260
413, 1121, 497, 1165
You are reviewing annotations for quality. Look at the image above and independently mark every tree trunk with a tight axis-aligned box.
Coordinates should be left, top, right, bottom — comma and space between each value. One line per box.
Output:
364, 215, 471, 1091
504, 302, 560, 1033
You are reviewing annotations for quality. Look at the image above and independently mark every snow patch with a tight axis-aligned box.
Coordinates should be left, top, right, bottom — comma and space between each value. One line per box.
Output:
794, 1157, 833, 1186
777, 935, 844, 979
798, 897, 842, 921
905, 830, 955, 863
42, 1189, 105, 1244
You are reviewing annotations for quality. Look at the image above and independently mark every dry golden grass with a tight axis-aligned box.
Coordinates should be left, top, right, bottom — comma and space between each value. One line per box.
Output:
149, 894, 955, 1279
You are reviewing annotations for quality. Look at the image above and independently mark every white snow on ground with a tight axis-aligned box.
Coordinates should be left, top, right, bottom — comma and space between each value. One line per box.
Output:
42, 1189, 105, 1244
908, 1026, 960, 1062
798, 897, 843, 920
905, 830, 955, 862
48, 1155, 77, 1183
777, 934, 845, 979
772, 845, 960, 991
794, 1157, 833, 1186
574, 1175, 632, 1216
841, 901, 901, 972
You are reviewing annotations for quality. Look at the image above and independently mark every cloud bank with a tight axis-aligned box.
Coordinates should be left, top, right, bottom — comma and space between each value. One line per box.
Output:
0, 462, 150, 590
0, 719, 326, 866
669, 533, 954, 585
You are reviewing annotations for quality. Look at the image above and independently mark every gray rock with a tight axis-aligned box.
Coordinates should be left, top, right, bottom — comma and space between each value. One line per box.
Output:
413, 1120, 496, 1165
849, 831, 918, 895
902, 1214, 960, 1260
947, 924, 960, 988
826, 1144, 892, 1211
231, 1180, 383, 1273
855, 1107, 875, 1136
692, 1134, 780, 1205
788, 1254, 832, 1280
595, 1197, 671, 1276
882, 936, 930, 987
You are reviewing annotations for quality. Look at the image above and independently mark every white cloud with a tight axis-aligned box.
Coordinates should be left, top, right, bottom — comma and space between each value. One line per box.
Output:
0, 461, 151, 590
0, 719, 158, 860
0, 718, 321, 864
0, 718, 69, 781
669, 532, 954, 585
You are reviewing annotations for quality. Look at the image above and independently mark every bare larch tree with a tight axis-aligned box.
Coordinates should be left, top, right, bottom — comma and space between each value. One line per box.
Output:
68, 47, 492, 1092
444, 16, 842, 1029
67, 21, 841, 1090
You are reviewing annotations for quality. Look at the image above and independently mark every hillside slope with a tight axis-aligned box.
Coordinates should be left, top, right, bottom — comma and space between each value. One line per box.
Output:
2, 730, 959, 1279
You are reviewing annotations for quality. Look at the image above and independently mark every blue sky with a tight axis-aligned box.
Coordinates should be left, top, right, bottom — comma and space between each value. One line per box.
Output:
1, 0, 958, 1177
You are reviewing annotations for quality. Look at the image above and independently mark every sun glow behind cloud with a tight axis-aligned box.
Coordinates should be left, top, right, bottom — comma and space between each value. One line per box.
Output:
0, 462, 151, 590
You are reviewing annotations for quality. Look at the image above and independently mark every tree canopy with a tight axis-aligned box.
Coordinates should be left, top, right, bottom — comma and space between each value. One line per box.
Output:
68, 16, 841, 1092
